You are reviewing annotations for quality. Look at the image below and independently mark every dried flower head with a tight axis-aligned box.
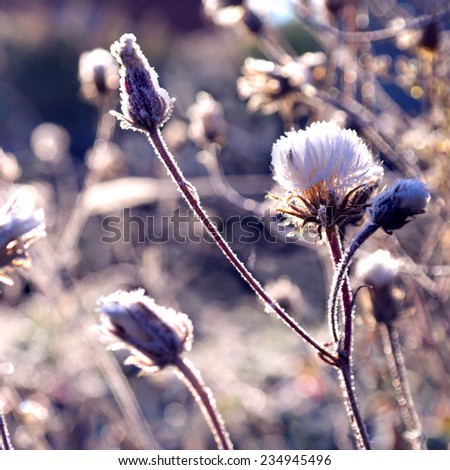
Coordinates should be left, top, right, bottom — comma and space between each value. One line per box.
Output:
0, 194, 46, 285
78, 48, 119, 103
237, 54, 325, 115
110, 33, 175, 132
96, 289, 193, 373
370, 179, 429, 234
187, 91, 227, 147
356, 249, 400, 289
271, 121, 383, 233
356, 250, 402, 324
203, 1, 262, 34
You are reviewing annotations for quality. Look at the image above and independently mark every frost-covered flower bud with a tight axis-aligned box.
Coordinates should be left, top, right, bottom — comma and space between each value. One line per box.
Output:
370, 179, 429, 233
0, 193, 46, 285
110, 34, 175, 131
271, 121, 383, 232
96, 289, 193, 372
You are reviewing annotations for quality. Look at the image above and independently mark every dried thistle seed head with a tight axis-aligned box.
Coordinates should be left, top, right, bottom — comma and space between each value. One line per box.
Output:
110, 33, 175, 132
0, 193, 46, 285
78, 48, 119, 103
356, 249, 400, 289
356, 250, 401, 324
271, 121, 383, 232
96, 289, 193, 372
187, 91, 227, 147
370, 179, 429, 233
237, 54, 325, 115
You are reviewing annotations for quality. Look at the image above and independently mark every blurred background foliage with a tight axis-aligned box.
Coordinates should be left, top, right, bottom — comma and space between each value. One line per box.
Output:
0, 0, 449, 450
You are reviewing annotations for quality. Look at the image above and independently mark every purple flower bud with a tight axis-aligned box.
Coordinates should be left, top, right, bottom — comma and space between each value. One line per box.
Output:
110, 34, 175, 131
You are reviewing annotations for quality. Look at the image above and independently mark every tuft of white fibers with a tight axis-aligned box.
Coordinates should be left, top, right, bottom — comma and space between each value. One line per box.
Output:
356, 249, 400, 288
272, 120, 383, 193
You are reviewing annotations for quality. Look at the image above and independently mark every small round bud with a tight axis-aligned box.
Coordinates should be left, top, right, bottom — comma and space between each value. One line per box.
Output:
370, 179, 429, 233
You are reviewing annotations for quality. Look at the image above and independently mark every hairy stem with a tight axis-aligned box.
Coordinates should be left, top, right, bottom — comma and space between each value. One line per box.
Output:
328, 223, 379, 353
379, 323, 426, 449
326, 227, 372, 449
147, 127, 337, 365
174, 357, 233, 450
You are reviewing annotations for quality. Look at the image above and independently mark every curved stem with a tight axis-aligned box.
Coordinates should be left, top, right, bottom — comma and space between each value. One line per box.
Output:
379, 323, 426, 449
174, 357, 233, 450
147, 127, 337, 365
328, 223, 379, 354
326, 226, 372, 449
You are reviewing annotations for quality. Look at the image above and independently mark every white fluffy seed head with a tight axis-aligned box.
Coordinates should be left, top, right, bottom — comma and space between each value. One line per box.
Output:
272, 121, 383, 193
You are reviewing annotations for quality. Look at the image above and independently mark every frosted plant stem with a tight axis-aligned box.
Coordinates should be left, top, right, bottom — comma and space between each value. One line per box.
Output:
0, 409, 13, 450
379, 323, 426, 449
326, 226, 372, 450
328, 223, 379, 354
147, 127, 337, 365
174, 357, 233, 450
338, 364, 372, 450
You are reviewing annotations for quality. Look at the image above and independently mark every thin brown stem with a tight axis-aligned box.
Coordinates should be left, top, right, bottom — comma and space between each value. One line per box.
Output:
147, 127, 337, 365
379, 323, 426, 449
174, 357, 233, 450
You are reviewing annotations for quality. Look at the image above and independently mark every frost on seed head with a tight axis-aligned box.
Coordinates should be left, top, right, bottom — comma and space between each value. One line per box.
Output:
110, 33, 175, 132
271, 121, 383, 232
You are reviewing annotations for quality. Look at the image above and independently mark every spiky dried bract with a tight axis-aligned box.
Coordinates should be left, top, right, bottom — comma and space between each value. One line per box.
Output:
370, 179, 429, 233
110, 33, 175, 132
271, 121, 383, 231
97, 289, 193, 372
0, 194, 46, 285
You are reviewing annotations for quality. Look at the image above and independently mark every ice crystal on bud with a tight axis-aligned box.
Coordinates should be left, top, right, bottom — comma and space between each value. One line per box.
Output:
271, 121, 383, 232
370, 179, 429, 233
110, 33, 175, 132
96, 289, 193, 372
0, 194, 46, 285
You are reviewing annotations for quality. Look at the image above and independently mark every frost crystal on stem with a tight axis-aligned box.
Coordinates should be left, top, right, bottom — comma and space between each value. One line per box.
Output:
110, 33, 175, 132
271, 121, 383, 232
